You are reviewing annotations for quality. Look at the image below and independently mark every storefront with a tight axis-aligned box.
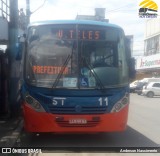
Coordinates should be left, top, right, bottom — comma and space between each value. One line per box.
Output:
136, 53, 160, 79
135, 19, 160, 80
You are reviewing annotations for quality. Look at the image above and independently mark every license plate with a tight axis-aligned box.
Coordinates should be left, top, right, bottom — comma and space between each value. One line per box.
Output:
69, 119, 87, 124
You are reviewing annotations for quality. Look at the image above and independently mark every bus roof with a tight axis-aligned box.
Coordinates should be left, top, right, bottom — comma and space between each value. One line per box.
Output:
28, 20, 123, 30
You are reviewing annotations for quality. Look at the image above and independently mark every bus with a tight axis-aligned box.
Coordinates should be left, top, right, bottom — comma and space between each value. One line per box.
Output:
19, 20, 135, 133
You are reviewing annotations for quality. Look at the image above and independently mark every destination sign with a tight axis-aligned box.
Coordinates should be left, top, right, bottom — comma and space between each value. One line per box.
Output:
56, 29, 105, 40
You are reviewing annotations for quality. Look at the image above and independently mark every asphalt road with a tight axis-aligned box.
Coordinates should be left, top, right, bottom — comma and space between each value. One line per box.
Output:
128, 93, 160, 144
15, 94, 160, 154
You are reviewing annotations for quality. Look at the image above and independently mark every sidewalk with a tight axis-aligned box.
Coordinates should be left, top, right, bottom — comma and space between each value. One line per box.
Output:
0, 115, 23, 147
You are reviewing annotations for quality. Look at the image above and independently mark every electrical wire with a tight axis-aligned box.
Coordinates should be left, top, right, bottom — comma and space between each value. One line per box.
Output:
106, 3, 135, 13
31, 0, 47, 14
76, 3, 137, 16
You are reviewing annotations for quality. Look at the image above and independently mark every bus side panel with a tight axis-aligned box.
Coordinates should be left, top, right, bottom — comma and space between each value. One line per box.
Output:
23, 103, 129, 133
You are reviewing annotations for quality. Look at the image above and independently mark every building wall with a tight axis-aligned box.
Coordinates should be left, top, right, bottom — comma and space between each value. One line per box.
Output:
145, 19, 160, 39
0, 17, 8, 44
144, 19, 160, 56
0, 0, 10, 20
135, 19, 160, 79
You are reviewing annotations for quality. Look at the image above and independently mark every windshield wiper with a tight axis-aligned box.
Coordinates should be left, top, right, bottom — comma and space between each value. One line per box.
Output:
52, 54, 71, 88
52, 41, 77, 88
82, 56, 105, 92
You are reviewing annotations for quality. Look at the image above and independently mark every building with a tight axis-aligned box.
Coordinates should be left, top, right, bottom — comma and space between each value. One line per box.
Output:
0, 0, 9, 45
144, 19, 160, 56
136, 19, 160, 79
76, 8, 109, 22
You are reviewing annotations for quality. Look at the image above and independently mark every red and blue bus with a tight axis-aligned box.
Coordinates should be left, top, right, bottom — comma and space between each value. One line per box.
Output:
20, 20, 135, 133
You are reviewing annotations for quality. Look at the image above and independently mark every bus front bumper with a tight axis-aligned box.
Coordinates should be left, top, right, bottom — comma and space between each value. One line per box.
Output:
22, 104, 129, 133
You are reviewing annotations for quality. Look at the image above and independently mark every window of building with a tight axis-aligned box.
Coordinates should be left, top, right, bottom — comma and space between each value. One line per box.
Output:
144, 35, 160, 56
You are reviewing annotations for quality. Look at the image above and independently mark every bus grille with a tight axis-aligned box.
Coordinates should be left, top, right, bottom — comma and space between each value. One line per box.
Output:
48, 106, 107, 114
33, 93, 107, 114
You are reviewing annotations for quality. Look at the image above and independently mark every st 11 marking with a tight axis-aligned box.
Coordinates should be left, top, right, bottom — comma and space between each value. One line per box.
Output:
52, 97, 66, 106
98, 97, 108, 106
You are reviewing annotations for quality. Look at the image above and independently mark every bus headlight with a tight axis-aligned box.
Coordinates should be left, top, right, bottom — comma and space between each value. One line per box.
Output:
25, 94, 45, 112
111, 94, 129, 113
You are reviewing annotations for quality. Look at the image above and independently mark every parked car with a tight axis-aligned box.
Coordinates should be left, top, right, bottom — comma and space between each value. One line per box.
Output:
130, 80, 139, 93
142, 82, 160, 98
135, 81, 148, 95
135, 78, 160, 95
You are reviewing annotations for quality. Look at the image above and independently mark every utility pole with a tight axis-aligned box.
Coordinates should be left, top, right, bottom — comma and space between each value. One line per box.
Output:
9, 0, 18, 50
26, 0, 31, 25
9, 0, 20, 116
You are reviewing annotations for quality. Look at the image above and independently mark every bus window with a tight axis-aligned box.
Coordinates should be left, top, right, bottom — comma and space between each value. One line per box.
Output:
25, 24, 128, 88
89, 44, 115, 67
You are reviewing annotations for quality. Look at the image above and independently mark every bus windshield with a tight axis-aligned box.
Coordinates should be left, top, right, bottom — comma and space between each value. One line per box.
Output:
25, 24, 128, 89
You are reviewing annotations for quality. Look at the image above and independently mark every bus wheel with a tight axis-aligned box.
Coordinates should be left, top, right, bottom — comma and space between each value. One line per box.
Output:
147, 91, 154, 98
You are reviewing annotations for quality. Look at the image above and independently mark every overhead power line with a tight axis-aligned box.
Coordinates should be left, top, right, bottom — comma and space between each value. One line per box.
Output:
31, 0, 47, 14
106, 3, 135, 13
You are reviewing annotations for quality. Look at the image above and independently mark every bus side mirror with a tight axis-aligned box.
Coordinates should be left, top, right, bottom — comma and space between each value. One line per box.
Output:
129, 57, 136, 79
15, 34, 26, 61
125, 36, 136, 79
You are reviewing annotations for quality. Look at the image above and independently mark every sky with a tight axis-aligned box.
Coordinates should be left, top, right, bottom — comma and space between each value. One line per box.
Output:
17, 0, 160, 57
